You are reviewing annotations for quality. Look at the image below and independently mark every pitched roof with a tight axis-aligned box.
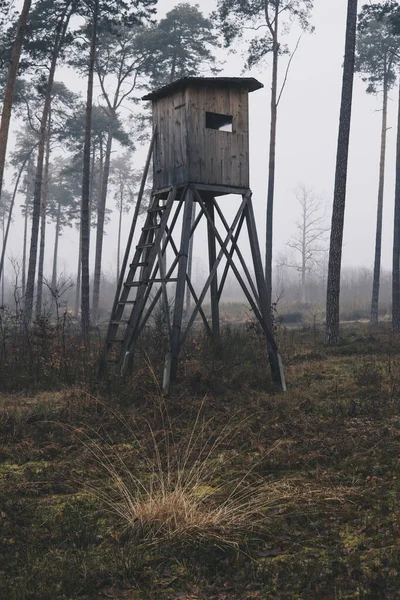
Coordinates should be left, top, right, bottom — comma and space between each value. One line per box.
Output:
142, 77, 263, 101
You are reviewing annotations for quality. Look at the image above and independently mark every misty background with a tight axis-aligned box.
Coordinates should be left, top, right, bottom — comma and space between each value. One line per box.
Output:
1, 0, 395, 308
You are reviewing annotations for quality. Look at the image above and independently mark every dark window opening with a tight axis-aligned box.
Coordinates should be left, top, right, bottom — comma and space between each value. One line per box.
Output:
206, 112, 233, 132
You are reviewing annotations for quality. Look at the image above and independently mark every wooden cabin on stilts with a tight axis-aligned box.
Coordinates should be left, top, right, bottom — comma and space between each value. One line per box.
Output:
99, 76, 286, 393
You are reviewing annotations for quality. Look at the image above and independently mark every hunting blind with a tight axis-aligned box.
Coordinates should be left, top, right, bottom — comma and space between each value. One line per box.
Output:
101, 77, 286, 392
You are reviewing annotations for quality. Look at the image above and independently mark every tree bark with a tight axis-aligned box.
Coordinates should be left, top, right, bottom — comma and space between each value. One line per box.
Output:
0, 150, 33, 291
370, 74, 388, 326
92, 121, 113, 322
22, 157, 34, 297
74, 231, 82, 318
0, 0, 31, 201
301, 204, 306, 303
24, 6, 71, 322
81, 0, 99, 342
1, 215, 4, 305
186, 202, 196, 313
264, 5, 279, 316
325, 0, 358, 345
392, 82, 400, 332
35, 111, 51, 318
117, 196, 122, 283
51, 201, 61, 291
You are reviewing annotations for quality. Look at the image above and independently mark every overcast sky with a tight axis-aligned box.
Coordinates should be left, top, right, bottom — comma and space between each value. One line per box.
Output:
4, 0, 398, 286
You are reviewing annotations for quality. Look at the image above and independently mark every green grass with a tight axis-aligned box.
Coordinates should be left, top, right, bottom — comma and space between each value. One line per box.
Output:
1, 324, 400, 598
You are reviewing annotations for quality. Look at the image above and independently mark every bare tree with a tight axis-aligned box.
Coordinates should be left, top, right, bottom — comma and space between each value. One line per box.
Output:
281, 184, 329, 303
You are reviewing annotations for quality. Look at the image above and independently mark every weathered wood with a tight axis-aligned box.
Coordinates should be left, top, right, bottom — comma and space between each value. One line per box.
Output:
213, 198, 259, 304
179, 192, 248, 350
245, 192, 285, 388
99, 130, 156, 376
119, 186, 178, 375
169, 187, 195, 381
207, 200, 220, 343
152, 81, 254, 191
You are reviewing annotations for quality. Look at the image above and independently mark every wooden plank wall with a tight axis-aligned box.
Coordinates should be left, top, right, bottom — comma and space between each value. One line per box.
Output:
152, 84, 250, 191
186, 84, 249, 188
153, 89, 188, 190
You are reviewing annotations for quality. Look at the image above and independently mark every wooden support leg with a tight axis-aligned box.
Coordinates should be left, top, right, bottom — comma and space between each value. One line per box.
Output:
245, 192, 286, 391
185, 202, 196, 315
168, 187, 194, 384
207, 199, 220, 344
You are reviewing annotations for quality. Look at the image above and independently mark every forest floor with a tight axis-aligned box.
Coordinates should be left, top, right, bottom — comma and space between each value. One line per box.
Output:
1, 323, 400, 599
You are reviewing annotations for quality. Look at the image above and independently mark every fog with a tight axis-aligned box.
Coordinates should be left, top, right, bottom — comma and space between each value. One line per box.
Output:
2, 0, 396, 299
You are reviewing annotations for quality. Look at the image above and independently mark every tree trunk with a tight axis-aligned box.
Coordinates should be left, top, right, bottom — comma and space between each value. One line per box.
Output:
0, 0, 31, 201
264, 8, 279, 315
301, 205, 306, 303
117, 199, 122, 283
51, 201, 61, 291
24, 6, 71, 322
81, 0, 99, 342
0, 150, 33, 291
392, 82, 400, 332
1, 215, 4, 305
92, 122, 113, 322
22, 156, 34, 297
75, 232, 82, 318
35, 112, 51, 318
75, 144, 96, 318
325, 0, 358, 345
370, 75, 388, 326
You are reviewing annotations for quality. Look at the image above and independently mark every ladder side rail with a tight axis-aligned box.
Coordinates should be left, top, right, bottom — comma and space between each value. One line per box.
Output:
102, 132, 156, 352
109, 130, 156, 315
103, 197, 161, 353
118, 186, 178, 367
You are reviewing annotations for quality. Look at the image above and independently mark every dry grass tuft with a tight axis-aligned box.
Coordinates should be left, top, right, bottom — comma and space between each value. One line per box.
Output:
74, 400, 348, 552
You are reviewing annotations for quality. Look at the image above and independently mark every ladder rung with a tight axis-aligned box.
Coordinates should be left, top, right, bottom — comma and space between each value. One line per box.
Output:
130, 261, 148, 268
118, 300, 136, 305
152, 278, 178, 283
136, 243, 153, 250
125, 278, 178, 287
111, 320, 129, 325
148, 205, 167, 212
143, 224, 160, 231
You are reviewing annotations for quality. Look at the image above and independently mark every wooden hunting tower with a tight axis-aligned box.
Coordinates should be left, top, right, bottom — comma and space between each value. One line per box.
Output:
101, 77, 285, 392
147, 77, 261, 191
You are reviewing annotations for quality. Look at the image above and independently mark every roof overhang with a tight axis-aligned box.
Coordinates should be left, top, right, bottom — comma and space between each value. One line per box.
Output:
142, 77, 264, 102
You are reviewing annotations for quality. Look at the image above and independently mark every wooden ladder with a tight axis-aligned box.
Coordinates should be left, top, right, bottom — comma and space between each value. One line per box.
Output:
100, 186, 177, 375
